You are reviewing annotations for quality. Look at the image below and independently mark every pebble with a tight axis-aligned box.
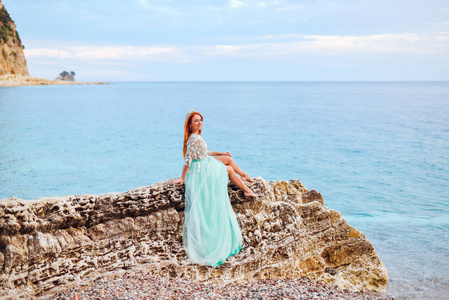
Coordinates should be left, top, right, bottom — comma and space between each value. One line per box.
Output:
44, 272, 394, 300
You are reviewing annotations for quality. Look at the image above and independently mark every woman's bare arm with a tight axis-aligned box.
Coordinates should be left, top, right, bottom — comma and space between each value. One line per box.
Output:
208, 151, 232, 157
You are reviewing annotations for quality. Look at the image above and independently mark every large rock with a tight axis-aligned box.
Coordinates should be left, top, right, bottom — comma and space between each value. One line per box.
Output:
0, 0, 29, 76
0, 178, 388, 298
55, 71, 76, 81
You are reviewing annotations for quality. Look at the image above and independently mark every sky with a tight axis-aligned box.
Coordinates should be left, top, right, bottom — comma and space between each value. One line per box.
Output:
4, 0, 449, 81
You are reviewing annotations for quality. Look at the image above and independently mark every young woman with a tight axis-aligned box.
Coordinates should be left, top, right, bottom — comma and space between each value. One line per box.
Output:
172, 109, 258, 266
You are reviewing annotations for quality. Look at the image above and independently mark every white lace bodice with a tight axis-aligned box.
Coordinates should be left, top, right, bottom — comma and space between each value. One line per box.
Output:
184, 134, 211, 167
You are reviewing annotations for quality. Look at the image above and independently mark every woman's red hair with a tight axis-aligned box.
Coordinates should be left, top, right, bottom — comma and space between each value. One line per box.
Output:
183, 112, 203, 158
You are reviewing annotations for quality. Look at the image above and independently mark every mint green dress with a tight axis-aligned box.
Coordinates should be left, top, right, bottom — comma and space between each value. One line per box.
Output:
183, 133, 242, 267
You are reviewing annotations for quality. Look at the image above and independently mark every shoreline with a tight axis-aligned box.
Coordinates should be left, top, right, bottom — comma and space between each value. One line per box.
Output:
43, 272, 394, 300
0, 75, 106, 87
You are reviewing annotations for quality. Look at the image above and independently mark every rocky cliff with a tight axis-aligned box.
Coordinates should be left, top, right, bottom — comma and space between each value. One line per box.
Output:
0, 178, 388, 298
0, 0, 29, 76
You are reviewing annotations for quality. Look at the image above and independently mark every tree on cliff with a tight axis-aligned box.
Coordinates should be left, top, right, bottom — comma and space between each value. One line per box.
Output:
0, 1, 29, 76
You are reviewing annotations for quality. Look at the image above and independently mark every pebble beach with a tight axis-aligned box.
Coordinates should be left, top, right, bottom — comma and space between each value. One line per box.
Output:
44, 272, 394, 300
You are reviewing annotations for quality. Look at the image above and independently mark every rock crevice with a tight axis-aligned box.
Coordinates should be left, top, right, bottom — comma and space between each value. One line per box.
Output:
0, 178, 388, 298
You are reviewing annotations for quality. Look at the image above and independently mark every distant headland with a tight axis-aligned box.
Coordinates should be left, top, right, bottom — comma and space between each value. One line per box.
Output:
0, 74, 106, 87
0, 0, 105, 87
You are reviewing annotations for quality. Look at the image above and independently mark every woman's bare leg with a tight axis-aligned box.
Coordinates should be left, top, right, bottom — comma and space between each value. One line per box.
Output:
226, 166, 258, 198
216, 156, 256, 182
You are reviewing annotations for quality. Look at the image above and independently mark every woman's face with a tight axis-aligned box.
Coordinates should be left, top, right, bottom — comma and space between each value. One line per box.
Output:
190, 114, 203, 133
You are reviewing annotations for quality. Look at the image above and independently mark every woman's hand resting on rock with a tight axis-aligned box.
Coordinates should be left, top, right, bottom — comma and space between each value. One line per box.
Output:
172, 178, 184, 185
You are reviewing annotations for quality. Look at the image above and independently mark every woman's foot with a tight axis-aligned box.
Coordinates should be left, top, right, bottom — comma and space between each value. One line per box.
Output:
241, 174, 256, 182
244, 190, 259, 198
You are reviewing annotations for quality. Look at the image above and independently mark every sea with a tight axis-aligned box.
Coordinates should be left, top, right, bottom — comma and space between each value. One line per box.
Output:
0, 82, 448, 299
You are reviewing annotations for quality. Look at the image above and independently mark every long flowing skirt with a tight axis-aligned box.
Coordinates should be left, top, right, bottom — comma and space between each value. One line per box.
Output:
183, 156, 242, 267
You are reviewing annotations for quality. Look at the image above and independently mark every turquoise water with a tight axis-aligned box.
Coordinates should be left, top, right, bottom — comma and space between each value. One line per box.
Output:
1, 82, 448, 298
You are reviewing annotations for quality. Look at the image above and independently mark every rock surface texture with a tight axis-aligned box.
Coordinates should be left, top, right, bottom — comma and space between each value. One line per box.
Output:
0, 0, 29, 76
0, 178, 388, 298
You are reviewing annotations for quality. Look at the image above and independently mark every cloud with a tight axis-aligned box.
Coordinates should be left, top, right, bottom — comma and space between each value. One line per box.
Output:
205, 45, 243, 55
204, 33, 449, 58
24, 32, 449, 69
262, 34, 303, 39
228, 0, 293, 9
136, 0, 287, 12
136, 0, 179, 15
137, 0, 169, 8
25, 46, 191, 62
277, 5, 302, 11
229, 0, 245, 8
